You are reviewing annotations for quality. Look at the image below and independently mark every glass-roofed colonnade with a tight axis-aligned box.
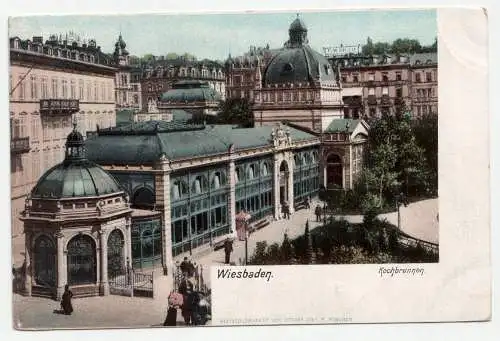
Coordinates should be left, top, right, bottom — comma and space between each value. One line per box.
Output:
86, 123, 320, 274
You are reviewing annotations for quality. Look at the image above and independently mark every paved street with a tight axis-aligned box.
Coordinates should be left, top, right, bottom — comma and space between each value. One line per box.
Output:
11, 198, 437, 329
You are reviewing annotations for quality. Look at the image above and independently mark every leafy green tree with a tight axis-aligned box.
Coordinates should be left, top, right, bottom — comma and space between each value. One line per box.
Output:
391, 38, 422, 54
217, 98, 254, 128
412, 113, 438, 194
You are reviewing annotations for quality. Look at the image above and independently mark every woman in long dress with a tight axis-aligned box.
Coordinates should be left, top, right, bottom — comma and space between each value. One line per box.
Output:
61, 284, 74, 315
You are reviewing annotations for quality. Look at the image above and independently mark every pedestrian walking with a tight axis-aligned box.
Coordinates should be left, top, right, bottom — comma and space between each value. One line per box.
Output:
305, 196, 311, 209
315, 205, 322, 222
180, 257, 189, 276
283, 201, 290, 220
181, 282, 194, 325
224, 237, 233, 264
60, 284, 73, 315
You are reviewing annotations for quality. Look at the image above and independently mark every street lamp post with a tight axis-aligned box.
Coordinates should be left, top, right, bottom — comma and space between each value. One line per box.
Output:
396, 192, 407, 231
245, 224, 248, 266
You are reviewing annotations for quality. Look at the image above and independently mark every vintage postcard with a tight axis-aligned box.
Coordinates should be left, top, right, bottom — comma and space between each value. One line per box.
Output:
8, 7, 490, 330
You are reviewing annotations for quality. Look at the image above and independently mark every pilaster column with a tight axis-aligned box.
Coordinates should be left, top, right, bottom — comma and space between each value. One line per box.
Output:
228, 159, 237, 237
287, 153, 295, 215
100, 230, 109, 296
55, 231, 66, 301
155, 157, 173, 276
24, 232, 32, 296
273, 154, 281, 220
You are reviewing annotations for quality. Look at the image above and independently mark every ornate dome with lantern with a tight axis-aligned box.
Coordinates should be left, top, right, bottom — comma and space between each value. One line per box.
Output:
263, 15, 339, 87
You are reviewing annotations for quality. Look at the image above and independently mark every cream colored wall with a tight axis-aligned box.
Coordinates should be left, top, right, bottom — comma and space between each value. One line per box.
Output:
10, 63, 116, 237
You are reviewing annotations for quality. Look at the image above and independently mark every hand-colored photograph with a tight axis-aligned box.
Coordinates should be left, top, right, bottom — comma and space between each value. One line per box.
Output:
9, 9, 438, 329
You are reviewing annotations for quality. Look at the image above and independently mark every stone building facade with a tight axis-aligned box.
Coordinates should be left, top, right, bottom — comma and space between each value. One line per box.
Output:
330, 52, 437, 119
140, 61, 225, 115
10, 34, 117, 242
113, 34, 142, 114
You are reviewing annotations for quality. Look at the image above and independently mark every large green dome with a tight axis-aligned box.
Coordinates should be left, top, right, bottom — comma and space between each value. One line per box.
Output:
30, 126, 123, 199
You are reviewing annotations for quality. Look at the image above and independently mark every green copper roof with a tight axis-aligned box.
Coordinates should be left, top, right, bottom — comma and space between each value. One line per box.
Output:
86, 122, 318, 165
31, 159, 123, 198
160, 80, 222, 103
116, 109, 135, 126
325, 119, 360, 133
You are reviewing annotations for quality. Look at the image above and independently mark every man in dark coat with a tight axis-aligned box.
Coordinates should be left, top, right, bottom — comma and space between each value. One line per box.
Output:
180, 257, 189, 275
224, 238, 233, 265
315, 205, 322, 222
61, 284, 73, 315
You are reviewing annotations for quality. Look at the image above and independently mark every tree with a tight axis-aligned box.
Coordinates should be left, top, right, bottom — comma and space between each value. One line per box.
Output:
362, 37, 374, 55
412, 114, 438, 194
391, 38, 422, 54
217, 98, 254, 128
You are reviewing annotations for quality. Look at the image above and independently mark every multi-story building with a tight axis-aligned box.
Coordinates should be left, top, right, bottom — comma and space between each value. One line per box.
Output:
224, 45, 281, 102
140, 61, 225, 115
113, 34, 142, 114
329, 52, 437, 119
409, 53, 438, 117
9, 34, 117, 246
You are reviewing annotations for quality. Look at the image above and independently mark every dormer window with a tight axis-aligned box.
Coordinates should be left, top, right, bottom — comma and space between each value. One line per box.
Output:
13, 39, 20, 49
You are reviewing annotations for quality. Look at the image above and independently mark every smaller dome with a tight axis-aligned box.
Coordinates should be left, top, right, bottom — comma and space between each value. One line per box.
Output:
160, 80, 222, 102
31, 161, 123, 199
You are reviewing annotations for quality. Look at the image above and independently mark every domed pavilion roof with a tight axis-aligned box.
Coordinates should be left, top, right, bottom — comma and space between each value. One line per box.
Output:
160, 80, 222, 103
30, 124, 123, 199
263, 15, 337, 86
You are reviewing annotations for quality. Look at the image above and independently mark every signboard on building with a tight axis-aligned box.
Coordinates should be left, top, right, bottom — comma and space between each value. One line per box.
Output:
323, 44, 361, 57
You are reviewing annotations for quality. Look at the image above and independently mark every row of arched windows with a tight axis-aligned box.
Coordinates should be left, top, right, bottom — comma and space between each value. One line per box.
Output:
171, 171, 227, 200
33, 229, 125, 287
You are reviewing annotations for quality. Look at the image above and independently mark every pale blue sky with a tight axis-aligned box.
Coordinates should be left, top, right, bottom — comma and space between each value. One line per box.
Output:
9, 9, 436, 61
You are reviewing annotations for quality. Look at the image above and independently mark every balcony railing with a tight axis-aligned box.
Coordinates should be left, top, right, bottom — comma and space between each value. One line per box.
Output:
40, 99, 80, 116
11, 137, 30, 154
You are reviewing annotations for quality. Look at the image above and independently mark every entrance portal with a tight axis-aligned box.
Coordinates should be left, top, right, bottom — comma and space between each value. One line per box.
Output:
326, 154, 343, 189
279, 160, 289, 204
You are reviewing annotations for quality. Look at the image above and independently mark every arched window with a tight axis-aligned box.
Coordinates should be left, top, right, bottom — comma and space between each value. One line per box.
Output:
247, 164, 256, 180
107, 229, 124, 276
235, 167, 242, 184
132, 187, 155, 208
191, 175, 207, 194
33, 235, 56, 287
172, 180, 188, 200
261, 163, 269, 176
211, 171, 223, 189
67, 235, 97, 285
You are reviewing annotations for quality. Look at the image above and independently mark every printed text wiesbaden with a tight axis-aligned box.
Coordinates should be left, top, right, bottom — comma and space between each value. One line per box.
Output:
217, 268, 274, 282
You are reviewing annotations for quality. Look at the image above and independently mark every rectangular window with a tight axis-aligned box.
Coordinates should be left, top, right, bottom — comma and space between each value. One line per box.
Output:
368, 73, 375, 81
368, 88, 375, 96
396, 72, 402, 81
79, 80, 84, 100
415, 73, 421, 83
426, 72, 432, 82
352, 74, 359, 83
18, 76, 25, 100
382, 87, 389, 95
42, 120, 50, 141
31, 115, 40, 142
70, 80, 76, 99
62, 79, 68, 99
86, 81, 91, 101
93, 81, 97, 101
51, 78, 58, 98
101, 82, 105, 102
30, 75, 37, 99
396, 88, 403, 98
382, 73, 389, 82
41, 77, 48, 99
